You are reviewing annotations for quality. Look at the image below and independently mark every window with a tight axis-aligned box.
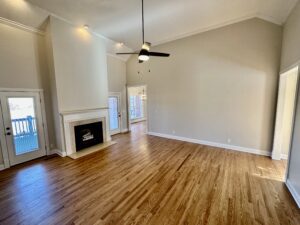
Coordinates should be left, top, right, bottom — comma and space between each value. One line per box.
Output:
130, 95, 144, 120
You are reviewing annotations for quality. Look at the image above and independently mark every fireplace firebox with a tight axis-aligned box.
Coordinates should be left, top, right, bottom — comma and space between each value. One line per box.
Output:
74, 121, 103, 151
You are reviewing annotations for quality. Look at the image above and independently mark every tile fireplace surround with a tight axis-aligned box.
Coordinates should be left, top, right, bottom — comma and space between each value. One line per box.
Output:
60, 108, 112, 157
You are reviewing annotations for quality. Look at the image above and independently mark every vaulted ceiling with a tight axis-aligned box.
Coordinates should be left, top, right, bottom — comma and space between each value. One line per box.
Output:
15, 0, 300, 49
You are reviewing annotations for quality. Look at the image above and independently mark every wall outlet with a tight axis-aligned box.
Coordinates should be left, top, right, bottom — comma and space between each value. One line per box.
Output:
172, 130, 176, 134
227, 138, 231, 144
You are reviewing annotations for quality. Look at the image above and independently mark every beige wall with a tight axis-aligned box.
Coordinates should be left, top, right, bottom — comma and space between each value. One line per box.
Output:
127, 18, 282, 152
45, 16, 110, 152
107, 55, 128, 131
281, 1, 300, 206
0, 22, 56, 163
281, 2, 300, 72
0, 23, 45, 89
45, 18, 62, 151
49, 16, 109, 113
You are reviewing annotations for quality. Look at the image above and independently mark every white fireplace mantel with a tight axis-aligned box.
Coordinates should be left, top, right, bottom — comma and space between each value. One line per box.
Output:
60, 108, 111, 156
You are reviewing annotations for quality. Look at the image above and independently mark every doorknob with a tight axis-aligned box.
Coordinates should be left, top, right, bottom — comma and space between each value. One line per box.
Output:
6, 127, 10, 130
6, 132, 11, 136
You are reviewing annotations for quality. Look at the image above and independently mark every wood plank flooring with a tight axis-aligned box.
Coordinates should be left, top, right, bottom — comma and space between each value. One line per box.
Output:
0, 122, 299, 225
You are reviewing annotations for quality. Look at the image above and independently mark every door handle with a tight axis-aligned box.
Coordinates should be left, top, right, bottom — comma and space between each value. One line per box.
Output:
6, 132, 11, 136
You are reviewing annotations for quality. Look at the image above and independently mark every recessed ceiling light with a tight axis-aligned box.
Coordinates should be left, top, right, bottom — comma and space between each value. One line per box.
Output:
116, 42, 124, 48
115, 42, 125, 49
83, 25, 89, 30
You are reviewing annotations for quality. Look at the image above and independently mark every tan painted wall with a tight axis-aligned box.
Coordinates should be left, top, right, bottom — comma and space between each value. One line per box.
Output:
45, 16, 110, 152
0, 22, 56, 164
281, 1, 300, 205
280, 2, 300, 72
107, 55, 128, 131
127, 18, 282, 152
49, 16, 109, 113
0, 23, 46, 89
45, 18, 62, 151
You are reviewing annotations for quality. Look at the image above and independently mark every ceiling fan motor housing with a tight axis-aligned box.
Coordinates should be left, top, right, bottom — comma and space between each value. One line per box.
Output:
142, 42, 151, 51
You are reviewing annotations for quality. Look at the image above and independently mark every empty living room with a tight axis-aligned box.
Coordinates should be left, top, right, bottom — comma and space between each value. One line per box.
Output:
1, 0, 300, 224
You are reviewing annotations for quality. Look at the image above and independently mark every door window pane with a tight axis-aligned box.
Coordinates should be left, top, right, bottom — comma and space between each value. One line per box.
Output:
109, 97, 119, 131
8, 98, 39, 155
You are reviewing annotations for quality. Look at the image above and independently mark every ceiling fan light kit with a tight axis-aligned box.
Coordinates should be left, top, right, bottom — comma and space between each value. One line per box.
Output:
116, 0, 170, 63
138, 49, 150, 61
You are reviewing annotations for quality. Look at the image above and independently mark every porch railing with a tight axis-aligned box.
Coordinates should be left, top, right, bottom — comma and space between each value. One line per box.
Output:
12, 116, 37, 137
11, 116, 38, 155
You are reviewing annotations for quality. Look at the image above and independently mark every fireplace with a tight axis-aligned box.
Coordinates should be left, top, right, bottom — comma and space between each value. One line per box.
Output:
74, 121, 103, 151
61, 110, 111, 157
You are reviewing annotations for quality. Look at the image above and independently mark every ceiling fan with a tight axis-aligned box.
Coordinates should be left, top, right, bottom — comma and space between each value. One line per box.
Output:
116, 0, 170, 63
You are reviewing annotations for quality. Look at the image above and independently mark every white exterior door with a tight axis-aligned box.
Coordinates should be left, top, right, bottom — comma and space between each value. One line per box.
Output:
108, 94, 121, 135
0, 91, 46, 166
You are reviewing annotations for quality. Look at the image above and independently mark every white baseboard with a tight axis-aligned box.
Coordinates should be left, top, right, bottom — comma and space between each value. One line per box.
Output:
281, 154, 289, 160
49, 149, 67, 157
148, 132, 271, 156
286, 179, 300, 208
272, 152, 282, 160
0, 164, 5, 171
273, 153, 289, 160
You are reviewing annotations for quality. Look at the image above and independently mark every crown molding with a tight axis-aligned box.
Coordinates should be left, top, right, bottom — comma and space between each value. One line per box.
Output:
283, 0, 300, 25
152, 13, 283, 47
256, 13, 283, 26
0, 17, 45, 35
0, 0, 289, 52
0, 14, 133, 57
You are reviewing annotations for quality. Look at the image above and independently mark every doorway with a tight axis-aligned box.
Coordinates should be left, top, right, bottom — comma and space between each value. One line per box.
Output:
108, 93, 122, 135
127, 85, 147, 132
0, 91, 47, 167
273, 66, 299, 165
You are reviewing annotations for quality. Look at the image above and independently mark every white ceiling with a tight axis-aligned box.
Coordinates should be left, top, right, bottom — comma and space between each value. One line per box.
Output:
25, 0, 298, 49
0, 0, 298, 51
0, 0, 132, 60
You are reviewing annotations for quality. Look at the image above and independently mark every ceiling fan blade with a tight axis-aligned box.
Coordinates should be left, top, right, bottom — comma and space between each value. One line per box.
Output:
148, 52, 170, 57
116, 52, 139, 55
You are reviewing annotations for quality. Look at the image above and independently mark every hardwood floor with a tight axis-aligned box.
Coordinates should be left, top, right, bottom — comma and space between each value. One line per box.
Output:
0, 122, 299, 225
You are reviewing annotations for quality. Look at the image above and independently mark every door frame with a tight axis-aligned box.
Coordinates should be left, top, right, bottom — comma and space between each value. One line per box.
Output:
272, 67, 299, 161
126, 84, 148, 132
284, 65, 300, 183
271, 66, 299, 183
0, 88, 49, 169
108, 92, 122, 135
